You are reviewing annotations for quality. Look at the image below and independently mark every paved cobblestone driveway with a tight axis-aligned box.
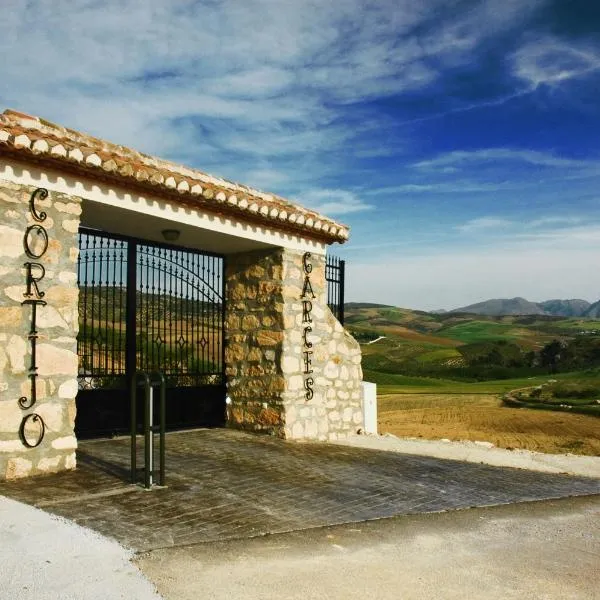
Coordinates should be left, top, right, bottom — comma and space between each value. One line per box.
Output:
2, 429, 599, 551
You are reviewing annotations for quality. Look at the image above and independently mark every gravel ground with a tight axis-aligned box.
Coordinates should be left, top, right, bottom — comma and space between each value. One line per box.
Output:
335, 433, 600, 477
0, 496, 161, 600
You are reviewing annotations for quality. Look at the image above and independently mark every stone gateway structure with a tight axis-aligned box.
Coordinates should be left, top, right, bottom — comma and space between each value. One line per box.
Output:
0, 109, 363, 481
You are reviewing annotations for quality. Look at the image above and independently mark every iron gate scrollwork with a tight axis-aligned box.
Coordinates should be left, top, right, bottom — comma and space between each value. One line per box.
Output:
76, 228, 225, 438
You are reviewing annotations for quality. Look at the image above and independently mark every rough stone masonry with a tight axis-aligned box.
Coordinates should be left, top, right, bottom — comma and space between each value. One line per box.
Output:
225, 248, 363, 441
0, 181, 80, 480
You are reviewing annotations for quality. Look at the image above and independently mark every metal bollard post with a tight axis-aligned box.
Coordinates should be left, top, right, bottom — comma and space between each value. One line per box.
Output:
131, 371, 166, 489
144, 378, 152, 489
130, 375, 137, 484
155, 372, 166, 487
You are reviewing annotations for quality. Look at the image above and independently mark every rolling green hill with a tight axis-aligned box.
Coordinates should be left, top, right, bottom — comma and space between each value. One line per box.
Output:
346, 304, 600, 386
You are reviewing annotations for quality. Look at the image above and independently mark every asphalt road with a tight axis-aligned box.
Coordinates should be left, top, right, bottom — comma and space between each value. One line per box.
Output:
136, 495, 600, 600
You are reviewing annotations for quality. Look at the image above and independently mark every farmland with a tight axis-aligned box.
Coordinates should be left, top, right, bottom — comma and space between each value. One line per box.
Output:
378, 392, 600, 455
346, 304, 600, 456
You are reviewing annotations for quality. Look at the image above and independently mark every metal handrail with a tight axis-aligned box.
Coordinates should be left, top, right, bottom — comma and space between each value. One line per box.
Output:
130, 371, 166, 488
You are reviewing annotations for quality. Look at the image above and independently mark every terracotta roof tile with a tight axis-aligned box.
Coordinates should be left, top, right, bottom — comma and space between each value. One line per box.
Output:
0, 109, 349, 243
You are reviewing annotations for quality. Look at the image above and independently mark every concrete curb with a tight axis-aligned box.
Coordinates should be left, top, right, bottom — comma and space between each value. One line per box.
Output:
334, 434, 600, 478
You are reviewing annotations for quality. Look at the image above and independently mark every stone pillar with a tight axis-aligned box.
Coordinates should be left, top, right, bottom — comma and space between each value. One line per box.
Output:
225, 247, 363, 441
0, 181, 80, 480
225, 249, 286, 433
280, 250, 363, 441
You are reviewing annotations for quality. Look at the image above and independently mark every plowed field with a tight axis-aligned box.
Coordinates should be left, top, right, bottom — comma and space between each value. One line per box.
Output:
378, 394, 600, 456
371, 326, 461, 346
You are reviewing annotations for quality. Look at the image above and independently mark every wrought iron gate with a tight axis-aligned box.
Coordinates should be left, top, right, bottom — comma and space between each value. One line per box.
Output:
76, 228, 225, 438
326, 254, 345, 325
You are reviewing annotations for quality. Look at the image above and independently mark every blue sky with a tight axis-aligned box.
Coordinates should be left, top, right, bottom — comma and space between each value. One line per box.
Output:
2, 0, 600, 310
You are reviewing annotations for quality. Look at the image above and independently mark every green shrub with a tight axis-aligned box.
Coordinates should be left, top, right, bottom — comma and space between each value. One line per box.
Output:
551, 383, 600, 399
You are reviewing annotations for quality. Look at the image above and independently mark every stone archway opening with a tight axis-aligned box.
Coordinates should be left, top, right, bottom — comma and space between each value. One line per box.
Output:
75, 226, 227, 438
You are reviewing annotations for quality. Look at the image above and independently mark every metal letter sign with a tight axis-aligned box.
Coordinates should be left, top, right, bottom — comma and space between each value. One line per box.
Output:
18, 188, 48, 448
301, 253, 314, 400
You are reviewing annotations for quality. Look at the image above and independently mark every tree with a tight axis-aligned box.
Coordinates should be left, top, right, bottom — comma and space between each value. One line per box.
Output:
540, 340, 565, 373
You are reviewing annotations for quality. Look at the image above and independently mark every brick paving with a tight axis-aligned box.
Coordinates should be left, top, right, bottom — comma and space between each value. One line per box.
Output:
1, 429, 599, 552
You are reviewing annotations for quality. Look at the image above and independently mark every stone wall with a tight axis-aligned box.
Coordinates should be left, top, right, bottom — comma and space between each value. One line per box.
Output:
225, 249, 286, 433
225, 247, 363, 441
0, 180, 80, 480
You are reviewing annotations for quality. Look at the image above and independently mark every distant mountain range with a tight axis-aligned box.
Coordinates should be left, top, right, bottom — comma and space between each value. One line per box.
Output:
441, 297, 600, 318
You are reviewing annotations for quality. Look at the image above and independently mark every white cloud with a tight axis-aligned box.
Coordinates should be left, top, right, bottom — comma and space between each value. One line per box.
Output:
456, 217, 513, 233
236, 168, 291, 191
208, 67, 295, 99
513, 223, 600, 244
298, 189, 373, 215
413, 148, 595, 172
0, 0, 550, 197
513, 37, 600, 88
346, 242, 600, 311
364, 181, 503, 195
528, 216, 584, 228
344, 215, 600, 309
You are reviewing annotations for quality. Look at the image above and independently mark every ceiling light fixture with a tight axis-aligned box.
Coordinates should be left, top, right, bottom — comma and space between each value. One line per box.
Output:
161, 229, 180, 242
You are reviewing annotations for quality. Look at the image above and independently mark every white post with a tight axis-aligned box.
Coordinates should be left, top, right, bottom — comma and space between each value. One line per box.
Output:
362, 381, 378, 435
